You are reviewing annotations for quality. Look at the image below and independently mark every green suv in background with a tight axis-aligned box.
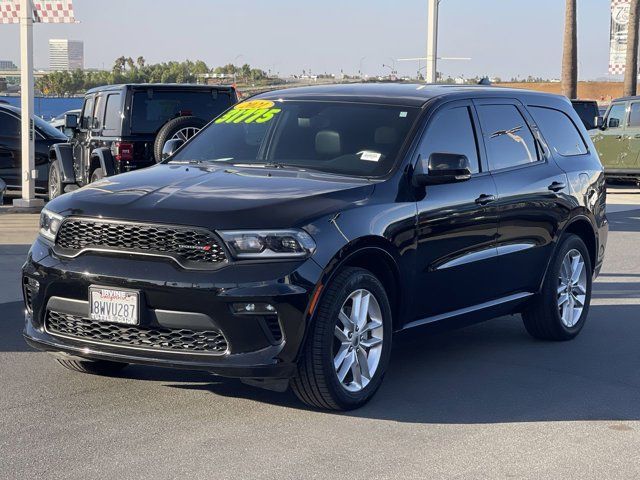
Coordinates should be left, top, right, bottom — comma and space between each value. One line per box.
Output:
590, 97, 640, 186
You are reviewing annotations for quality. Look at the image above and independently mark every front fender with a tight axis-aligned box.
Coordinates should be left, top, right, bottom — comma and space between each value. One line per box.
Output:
50, 143, 75, 183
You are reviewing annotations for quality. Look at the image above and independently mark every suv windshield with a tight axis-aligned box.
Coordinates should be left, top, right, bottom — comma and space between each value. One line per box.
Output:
170, 100, 419, 177
130, 89, 234, 134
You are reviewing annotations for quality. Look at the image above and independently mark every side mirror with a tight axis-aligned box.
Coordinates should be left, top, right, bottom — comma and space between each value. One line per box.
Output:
594, 116, 604, 130
608, 117, 620, 129
412, 153, 472, 187
161, 139, 184, 161
64, 113, 78, 130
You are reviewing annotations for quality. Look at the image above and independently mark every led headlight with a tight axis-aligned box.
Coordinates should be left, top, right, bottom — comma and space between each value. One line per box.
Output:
39, 208, 65, 242
218, 229, 316, 259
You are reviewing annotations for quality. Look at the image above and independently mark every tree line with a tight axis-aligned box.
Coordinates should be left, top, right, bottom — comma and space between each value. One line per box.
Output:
36, 57, 269, 96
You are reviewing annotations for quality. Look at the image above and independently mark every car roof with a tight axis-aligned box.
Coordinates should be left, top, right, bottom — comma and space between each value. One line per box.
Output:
85, 83, 235, 94
0, 104, 21, 115
254, 83, 567, 108
610, 95, 640, 103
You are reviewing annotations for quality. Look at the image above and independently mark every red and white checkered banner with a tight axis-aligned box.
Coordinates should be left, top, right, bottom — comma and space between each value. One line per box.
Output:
0, 0, 75, 24
610, 0, 631, 75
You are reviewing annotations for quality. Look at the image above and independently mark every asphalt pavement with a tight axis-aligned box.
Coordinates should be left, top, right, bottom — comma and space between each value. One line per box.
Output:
1, 187, 640, 479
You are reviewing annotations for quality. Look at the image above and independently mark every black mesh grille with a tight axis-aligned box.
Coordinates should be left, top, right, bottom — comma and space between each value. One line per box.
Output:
46, 310, 228, 354
22, 278, 35, 313
55, 219, 227, 267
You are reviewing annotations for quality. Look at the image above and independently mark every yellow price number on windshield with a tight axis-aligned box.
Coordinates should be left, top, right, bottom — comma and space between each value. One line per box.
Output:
216, 100, 282, 125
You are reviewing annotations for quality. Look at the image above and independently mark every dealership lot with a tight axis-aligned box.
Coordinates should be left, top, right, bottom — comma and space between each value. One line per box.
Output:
1, 187, 640, 479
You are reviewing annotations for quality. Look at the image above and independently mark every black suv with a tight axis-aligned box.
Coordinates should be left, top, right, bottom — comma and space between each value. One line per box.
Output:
23, 84, 608, 410
0, 104, 68, 195
48, 83, 237, 198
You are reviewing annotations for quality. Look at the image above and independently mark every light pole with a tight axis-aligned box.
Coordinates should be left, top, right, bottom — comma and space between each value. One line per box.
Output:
426, 0, 440, 84
359, 56, 366, 78
16, 0, 39, 207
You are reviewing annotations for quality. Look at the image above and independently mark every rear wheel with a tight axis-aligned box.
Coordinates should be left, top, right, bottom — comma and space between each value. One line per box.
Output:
522, 234, 592, 341
90, 168, 104, 183
48, 160, 64, 200
291, 267, 392, 410
55, 358, 128, 376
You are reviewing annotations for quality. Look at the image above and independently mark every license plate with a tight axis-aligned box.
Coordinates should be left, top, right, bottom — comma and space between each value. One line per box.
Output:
89, 287, 139, 325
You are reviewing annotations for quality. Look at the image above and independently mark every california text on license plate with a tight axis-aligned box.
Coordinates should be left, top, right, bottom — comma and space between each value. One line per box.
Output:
89, 287, 139, 325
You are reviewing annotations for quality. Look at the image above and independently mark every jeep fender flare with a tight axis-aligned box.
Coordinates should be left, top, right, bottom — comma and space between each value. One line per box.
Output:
90, 147, 116, 177
50, 143, 75, 184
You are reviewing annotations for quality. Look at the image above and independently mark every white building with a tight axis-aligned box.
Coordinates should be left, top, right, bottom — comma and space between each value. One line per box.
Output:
48, 39, 84, 71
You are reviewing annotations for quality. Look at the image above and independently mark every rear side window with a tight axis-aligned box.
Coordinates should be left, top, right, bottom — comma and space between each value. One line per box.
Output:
529, 107, 587, 156
606, 103, 626, 129
417, 106, 480, 174
0, 111, 19, 137
629, 102, 640, 127
476, 104, 539, 171
130, 90, 234, 134
103, 94, 122, 133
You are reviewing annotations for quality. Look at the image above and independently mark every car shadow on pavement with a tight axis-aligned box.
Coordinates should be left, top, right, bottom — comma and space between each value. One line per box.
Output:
607, 209, 640, 233
158, 303, 640, 423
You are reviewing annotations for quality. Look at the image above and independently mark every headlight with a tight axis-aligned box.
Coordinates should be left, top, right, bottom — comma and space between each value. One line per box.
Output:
39, 208, 65, 242
218, 229, 316, 259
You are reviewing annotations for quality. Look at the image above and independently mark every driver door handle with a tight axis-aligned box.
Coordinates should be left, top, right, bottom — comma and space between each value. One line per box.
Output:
548, 181, 566, 192
475, 194, 496, 205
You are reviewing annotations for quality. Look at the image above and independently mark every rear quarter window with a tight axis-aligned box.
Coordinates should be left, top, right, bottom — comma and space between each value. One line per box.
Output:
529, 106, 588, 157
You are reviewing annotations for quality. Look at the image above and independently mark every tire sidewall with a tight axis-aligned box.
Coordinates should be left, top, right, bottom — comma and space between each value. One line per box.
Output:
545, 235, 593, 338
48, 160, 62, 200
153, 116, 206, 163
318, 269, 393, 408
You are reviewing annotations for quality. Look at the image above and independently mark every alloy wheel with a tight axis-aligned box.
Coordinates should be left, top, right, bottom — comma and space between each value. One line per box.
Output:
557, 248, 587, 328
170, 127, 200, 142
333, 289, 384, 392
49, 166, 59, 198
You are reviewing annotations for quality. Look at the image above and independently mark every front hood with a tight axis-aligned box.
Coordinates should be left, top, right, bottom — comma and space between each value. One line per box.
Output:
49, 164, 375, 230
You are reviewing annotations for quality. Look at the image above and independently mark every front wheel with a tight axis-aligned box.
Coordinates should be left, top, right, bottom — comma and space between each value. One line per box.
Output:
48, 160, 64, 200
522, 234, 592, 341
291, 267, 392, 410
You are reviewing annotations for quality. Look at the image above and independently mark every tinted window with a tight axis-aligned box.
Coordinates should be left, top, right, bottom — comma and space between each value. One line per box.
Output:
0, 111, 19, 137
103, 94, 122, 132
477, 104, 539, 171
171, 101, 419, 177
571, 102, 599, 130
417, 106, 480, 174
80, 96, 95, 130
130, 90, 234, 134
530, 107, 588, 156
606, 103, 626, 129
629, 103, 640, 127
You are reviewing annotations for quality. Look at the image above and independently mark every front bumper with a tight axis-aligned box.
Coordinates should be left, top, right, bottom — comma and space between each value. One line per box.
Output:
22, 237, 323, 379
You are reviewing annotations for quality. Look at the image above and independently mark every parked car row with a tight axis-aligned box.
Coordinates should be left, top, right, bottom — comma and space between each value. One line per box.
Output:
23, 83, 608, 410
0, 83, 238, 198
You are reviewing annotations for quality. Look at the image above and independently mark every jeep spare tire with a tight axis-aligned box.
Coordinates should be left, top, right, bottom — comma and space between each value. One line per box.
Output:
153, 116, 207, 162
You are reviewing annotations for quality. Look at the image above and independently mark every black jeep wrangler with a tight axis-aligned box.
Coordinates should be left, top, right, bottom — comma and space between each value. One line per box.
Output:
48, 84, 237, 198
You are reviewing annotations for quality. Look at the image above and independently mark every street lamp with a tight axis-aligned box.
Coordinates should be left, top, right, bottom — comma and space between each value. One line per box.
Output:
359, 56, 366, 78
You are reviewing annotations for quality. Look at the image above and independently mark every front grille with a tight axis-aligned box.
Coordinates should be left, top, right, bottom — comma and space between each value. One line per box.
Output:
45, 310, 228, 354
55, 219, 227, 268
22, 278, 35, 313
264, 316, 283, 343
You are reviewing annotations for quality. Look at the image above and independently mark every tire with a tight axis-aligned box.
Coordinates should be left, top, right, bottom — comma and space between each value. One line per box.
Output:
153, 116, 207, 162
522, 234, 592, 341
55, 358, 128, 376
90, 167, 104, 183
291, 267, 393, 410
48, 160, 64, 200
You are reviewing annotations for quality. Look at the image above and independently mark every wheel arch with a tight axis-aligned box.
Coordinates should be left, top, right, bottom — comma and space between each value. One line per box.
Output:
312, 236, 405, 331
560, 215, 598, 273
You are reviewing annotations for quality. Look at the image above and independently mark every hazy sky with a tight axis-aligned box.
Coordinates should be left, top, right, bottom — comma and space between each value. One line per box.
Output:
0, 0, 612, 80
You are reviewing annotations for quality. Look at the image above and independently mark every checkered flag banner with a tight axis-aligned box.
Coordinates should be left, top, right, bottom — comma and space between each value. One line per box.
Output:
0, 0, 76, 24
609, 0, 630, 75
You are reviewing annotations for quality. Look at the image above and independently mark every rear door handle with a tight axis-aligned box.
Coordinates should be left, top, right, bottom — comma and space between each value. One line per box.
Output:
548, 181, 566, 192
475, 194, 496, 205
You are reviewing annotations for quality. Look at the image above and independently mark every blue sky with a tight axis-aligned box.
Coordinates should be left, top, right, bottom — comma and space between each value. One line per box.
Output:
0, 0, 612, 79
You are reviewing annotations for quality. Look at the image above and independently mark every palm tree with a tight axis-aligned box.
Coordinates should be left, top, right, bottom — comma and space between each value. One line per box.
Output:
561, 0, 578, 99
624, 0, 640, 97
